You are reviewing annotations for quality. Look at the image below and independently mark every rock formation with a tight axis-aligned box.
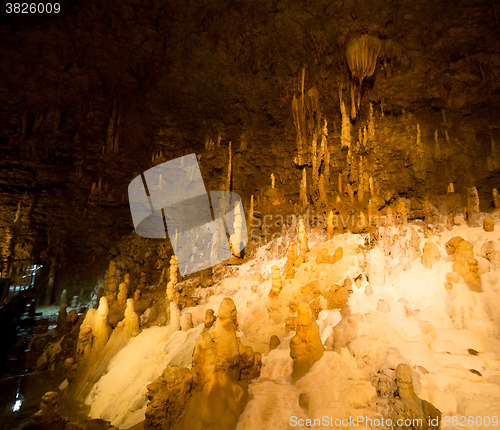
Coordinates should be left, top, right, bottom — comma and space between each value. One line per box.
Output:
269, 265, 283, 298
446, 237, 482, 291
104, 260, 118, 304
421, 241, 440, 269
116, 273, 130, 308
290, 302, 324, 381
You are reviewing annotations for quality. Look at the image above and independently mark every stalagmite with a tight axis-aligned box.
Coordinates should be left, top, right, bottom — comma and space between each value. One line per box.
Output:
104, 260, 118, 304
446, 237, 482, 291
484, 217, 494, 232
396, 199, 408, 225
338, 173, 342, 194
285, 245, 297, 279
368, 199, 373, 225
271, 173, 275, 189
204, 309, 216, 330
121, 299, 139, 336
447, 182, 455, 193
269, 265, 283, 298
117, 273, 130, 308
166, 255, 180, 304
290, 302, 324, 381
466, 187, 480, 215
327, 211, 334, 238
493, 188, 499, 208
369, 246, 385, 288
295, 218, 309, 268
231, 200, 243, 258
386, 207, 394, 226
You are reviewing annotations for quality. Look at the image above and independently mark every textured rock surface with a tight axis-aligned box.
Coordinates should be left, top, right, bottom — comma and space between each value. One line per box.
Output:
1, 0, 500, 299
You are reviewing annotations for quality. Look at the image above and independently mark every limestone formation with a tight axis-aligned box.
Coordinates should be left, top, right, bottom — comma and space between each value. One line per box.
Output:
332, 246, 343, 263
269, 335, 280, 352
56, 303, 68, 335
389, 364, 441, 430
447, 212, 455, 230
22, 392, 66, 430
121, 299, 139, 336
396, 199, 408, 225
76, 326, 93, 363
204, 309, 216, 330
104, 260, 118, 303
269, 265, 283, 298
448, 238, 481, 291
78, 296, 112, 356
145, 367, 194, 430
483, 216, 494, 232
290, 302, 324, 381
325, 283, 350, 310
166, 255, 180, 304
285, 245, 297, 279
493, 188, 500, 209
294, 218, 309, 267
315, 248, 330, 265
211, 298, 262, 381
327, 210, 334, 238
117, 273, 130, 307
368, 246, 385, 287
466, 187, 480, 215
421, 241, 440, 269
180, 313, 194, 331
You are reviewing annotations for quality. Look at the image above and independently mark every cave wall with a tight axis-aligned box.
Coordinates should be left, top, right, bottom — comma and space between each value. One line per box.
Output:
1, 0, 499, 299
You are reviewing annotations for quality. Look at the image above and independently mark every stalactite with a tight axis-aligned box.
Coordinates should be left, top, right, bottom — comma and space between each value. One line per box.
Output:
347, 183, 354, 205
319, 173, 327, 207
493, 189, 499, 208
368, 103, 375, 141
339, 85, 352, 149
226, 142, 232, 191
358, 158, 364, 202
300, 168, 308, 207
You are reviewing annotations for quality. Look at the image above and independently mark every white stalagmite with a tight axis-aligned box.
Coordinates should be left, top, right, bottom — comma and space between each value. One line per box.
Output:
369, 246, 386, 288
166, 255, 179, 304
231, 199, 243, 258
